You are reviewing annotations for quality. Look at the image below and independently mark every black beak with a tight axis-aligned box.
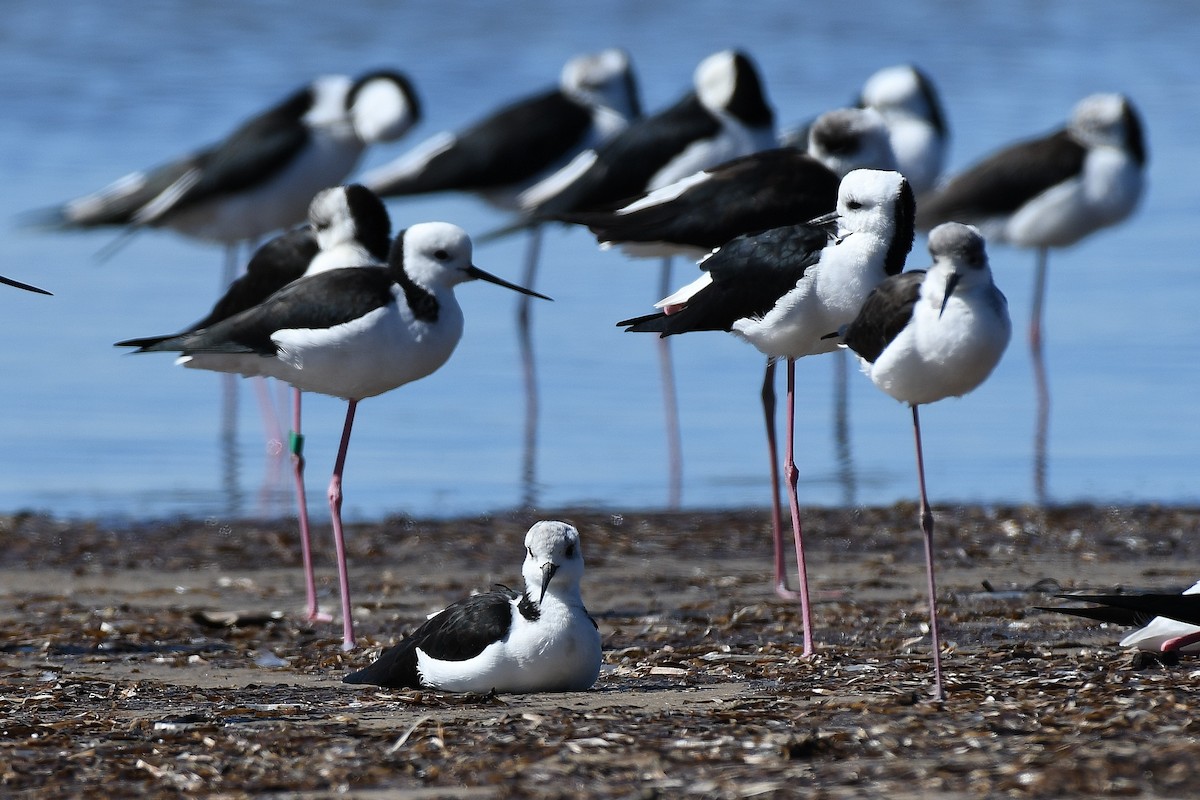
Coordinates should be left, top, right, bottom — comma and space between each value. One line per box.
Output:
805, 210, 841, 241
939, 272, 962, 319
467, 265, 552, 300
0, 275, 52, 296
538, 562, 559, 603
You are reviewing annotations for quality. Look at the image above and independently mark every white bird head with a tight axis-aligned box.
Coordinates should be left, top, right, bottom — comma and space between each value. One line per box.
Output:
694, 49, 775, 130
307, 184, 391, 261
1069, 93, 1147, 165
859, 64, 947, 133
561, 48, 642, 120
521, 521, 587, 603
807, 107, 897, 178
348, 70, 422, 143
834, 169, 915, 239
390, 222, 549, 299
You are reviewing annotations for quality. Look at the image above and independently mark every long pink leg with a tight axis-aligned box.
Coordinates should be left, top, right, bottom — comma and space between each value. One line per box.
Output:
783, 358, 815, 656
517, 224, 543, 509
761, 359, 800, 600
657, 256, 683, 509
911, 405, 945, 700
290, 388, 328, 622
1031, 247, 1051, 506
329, 399, 359, 651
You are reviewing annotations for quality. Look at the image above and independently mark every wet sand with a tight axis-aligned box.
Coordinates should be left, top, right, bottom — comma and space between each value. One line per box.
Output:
3, 504, 1200, 798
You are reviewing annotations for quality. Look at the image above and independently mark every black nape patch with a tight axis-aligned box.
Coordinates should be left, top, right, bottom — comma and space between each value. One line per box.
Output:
389, 229, 440, 322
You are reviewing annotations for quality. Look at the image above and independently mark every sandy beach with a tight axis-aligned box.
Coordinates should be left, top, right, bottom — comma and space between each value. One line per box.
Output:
3, 504, 1200, 798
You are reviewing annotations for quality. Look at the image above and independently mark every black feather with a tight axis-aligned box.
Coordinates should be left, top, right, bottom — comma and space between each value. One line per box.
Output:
343, 587, 524, 688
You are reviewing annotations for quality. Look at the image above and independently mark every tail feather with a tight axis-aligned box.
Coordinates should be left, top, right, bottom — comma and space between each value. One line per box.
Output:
616, 311, 670, 334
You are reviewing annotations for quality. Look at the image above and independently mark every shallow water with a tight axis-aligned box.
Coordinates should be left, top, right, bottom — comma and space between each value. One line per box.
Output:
1, 0, 1197, 521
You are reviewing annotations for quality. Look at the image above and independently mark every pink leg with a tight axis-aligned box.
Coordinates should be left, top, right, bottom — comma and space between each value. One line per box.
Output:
1031, 247, 1050, 506
329, 399, 359, 651
290, 389, 328, 623
761, 359, 800, 600
253, 378, 287, 511
657, 256, 683, 509
911, 405, 945, 700
783, 359, 815, 656
1161, 630, 1200, 653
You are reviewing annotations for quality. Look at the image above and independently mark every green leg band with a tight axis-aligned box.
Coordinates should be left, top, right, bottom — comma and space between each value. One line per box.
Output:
289, 431, 305, 457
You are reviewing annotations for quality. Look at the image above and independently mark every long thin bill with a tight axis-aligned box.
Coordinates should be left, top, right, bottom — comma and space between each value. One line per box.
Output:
467, 265, 551, 300
0, 275, 52, 295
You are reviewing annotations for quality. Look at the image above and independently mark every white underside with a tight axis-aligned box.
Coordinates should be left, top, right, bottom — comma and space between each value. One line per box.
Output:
732, 232, 884, 360
864, 279, 1011, 407
181, 288, 465, 400
414, 593, 602, 693
1119, 580, 1200, 654
1001, 147, 1143, 249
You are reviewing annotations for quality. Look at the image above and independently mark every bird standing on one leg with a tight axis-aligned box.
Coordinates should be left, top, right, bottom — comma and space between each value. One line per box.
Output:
118, 222, 548, 650
916, 94, 1145, 504
837, 222, 1011, 698
117, 184, 392, 624
561, 105, 898, 599
362, 49, 641, 509
618, 169, 916, 655
517, 48, 778, 510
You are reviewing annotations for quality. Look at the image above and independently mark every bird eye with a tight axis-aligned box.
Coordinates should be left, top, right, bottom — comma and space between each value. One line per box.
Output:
565, 543, 576, 558
846, 200, 863, 210
434, 249, 449, 260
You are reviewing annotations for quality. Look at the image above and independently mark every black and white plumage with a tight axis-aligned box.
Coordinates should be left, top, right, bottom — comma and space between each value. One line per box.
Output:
779, 64, 947, 197
362, 49, 640, 210
41, 70, 419, 269
619, 169, 916, 656
119, 184, 392, 344
841, 223, 1011, 405
117, 184, 392, 626
361, 50, 639, 511
917, 93, 1146, 503
1041, 581, 1200, 655
557, 106, 896, 589
557, 106, 895, 261
118, 222, 548, 650
856, 64, 949, 198
619, 169, 915, 353
513, 49, 776, 509
838, 222, 1010, 699
516, 49, 777, 218
917, 93, 1145, 249
344, 521, 601, 693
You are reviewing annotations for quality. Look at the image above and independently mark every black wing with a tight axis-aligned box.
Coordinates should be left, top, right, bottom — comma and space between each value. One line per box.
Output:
917, 129, 1086, 229
1035, 604, 1154, 628
617, 223, 831, 335
141, 86, 313, 220
117, 227, 320, 350
533, 92, 720, 216
561, 148, 839, 250
840, 270, 926, 363
343, 587, 519, 688
1045, 593, 1200, 628
123, 266, 394, 355
376, 90, 592, 195
44, 86, 314, 230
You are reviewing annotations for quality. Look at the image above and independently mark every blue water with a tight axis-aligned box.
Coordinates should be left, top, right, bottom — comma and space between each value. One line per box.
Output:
1, 0, 1197, 521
